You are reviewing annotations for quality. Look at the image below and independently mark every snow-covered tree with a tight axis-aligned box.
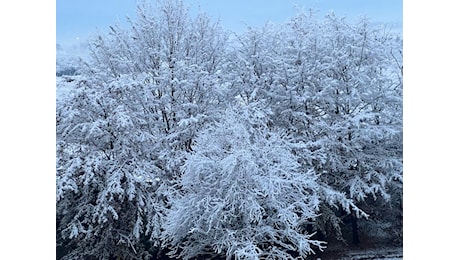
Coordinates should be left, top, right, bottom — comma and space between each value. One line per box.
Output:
56, 43, 85, 77
162, 106, 326, 259
56, 0, 228, 258
82, 0, 228, 169
287, 13, 403, 242
56, 75, 167, 259
225, 11, 403, 243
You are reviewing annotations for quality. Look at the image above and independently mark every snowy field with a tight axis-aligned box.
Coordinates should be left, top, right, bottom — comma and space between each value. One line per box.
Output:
319, 247, 403, 260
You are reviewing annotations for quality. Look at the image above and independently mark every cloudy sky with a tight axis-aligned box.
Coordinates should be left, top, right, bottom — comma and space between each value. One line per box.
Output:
56, 0, 402, 48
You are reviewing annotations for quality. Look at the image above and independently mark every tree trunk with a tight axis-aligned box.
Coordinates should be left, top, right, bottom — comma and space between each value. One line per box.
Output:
351, 215, 360, 245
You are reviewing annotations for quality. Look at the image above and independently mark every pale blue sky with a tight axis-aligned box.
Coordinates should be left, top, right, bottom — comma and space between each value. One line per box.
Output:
56, 0, 402, 48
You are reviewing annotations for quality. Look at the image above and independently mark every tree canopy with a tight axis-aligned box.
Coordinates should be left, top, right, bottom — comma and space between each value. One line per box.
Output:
56, 1, 402, 259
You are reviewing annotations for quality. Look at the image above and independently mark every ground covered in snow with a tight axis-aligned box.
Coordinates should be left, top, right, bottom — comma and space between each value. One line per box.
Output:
317, 247, 403, 260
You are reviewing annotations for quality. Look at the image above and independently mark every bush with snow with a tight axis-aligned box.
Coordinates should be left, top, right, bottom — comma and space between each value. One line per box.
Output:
162, 107, 326, 259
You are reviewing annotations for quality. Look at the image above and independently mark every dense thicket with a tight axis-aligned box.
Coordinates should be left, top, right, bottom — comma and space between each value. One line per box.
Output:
56, 1, 402, 259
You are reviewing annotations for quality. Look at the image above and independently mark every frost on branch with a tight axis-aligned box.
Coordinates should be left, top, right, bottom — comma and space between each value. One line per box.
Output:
225, 11, 402, 242
57, 1, 229, 258
162, 107, 326, 259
